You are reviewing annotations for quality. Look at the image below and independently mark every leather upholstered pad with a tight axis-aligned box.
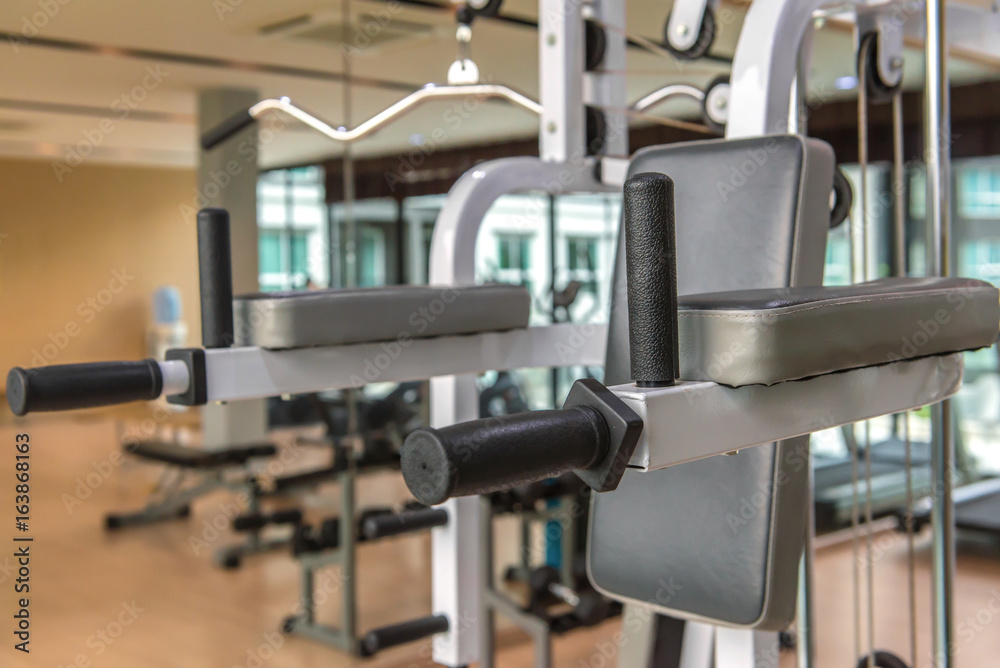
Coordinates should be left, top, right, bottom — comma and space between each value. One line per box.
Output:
233, 284, 530, 349
589, 135, 833, 630
679, 277, 1000, 386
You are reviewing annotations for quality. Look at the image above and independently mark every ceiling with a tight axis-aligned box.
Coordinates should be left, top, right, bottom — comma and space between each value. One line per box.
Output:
0, 0, 997, 170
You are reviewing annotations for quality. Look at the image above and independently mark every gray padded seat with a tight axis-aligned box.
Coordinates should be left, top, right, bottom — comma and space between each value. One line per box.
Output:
233, 284, 531, 349
589, 135, 999, 632
589, 135, 836, 631
678, 277, 1000, 386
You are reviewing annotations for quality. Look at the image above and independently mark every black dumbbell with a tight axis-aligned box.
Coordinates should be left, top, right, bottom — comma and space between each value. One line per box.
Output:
529, 566, 610, 626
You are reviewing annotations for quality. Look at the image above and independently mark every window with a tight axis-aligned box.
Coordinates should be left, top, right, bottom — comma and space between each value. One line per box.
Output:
567, 237, 596, 272
358, 226, 387, 287
498, 234, 531, 271
566, 236, 599, 296
291, 233, 310, 276
958, 165, 1000, 219
257, 231, 311, 288
257, 167, 328, 291
259, 232, 282, 275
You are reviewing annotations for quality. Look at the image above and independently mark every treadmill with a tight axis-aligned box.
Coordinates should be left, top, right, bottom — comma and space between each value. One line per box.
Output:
813, 430, 933, 532
913, 344, 1000, 539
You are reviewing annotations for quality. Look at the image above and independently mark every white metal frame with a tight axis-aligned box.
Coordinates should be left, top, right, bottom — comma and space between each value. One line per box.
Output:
425, 0, 624, 661
623, 355, 962, 474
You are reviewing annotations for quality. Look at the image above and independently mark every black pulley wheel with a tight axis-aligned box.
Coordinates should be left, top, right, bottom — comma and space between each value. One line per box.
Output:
858, 32, 901, 105
854, 650, 909, 668
830, 167, 853, 229
701, 75, 730, 136
466, 0, 503, 18
585, 20, 606, 71
585, 106, 606, 156
663, 6, 716, 61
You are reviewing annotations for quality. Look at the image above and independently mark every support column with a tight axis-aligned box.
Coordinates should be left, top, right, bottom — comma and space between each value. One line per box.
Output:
197, 87, 267, 447
924, 1, 955, 665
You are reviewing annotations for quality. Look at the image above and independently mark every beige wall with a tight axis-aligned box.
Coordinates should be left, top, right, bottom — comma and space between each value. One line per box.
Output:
0, 158, 201, 385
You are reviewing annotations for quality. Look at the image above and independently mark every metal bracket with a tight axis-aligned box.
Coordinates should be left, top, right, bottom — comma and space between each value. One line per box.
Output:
856, 4, 905, 90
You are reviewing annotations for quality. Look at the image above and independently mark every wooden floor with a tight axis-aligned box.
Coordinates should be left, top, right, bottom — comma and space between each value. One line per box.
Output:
2, 417, 999, 668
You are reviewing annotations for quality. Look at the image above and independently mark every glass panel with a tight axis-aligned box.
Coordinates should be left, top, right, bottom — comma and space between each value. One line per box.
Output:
257, 167, 328, 290
820, 157, 1000, 528
259, 232, 282, 274
359, 226, 387, 287
291, 234, 309, 276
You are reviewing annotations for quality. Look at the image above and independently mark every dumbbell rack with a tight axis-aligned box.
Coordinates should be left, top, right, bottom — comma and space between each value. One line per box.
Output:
281, 465, 361, 654
281, 469, 449, 657
216, 457, 398, 570
479, 492, 609, 668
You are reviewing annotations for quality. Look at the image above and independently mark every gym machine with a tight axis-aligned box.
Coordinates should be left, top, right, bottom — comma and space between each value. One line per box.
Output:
401, 2, 996, 668
280, 500, 449, 656
482, 474, 623, 667
101, 438, 275, 531
214, 384, 421, 569
6, 3, 991, 668
403, 164, 995, 666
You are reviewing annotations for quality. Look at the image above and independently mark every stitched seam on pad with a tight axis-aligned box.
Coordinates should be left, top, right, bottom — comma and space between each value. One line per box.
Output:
676, 292, 982, 319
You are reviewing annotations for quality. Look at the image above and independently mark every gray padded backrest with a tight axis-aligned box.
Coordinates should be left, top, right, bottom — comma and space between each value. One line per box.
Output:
588, 135, 835, 629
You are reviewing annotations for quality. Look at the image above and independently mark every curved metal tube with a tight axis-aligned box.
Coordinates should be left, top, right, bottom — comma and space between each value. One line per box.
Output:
249, 84, 542, 144
629, 84, 705, 113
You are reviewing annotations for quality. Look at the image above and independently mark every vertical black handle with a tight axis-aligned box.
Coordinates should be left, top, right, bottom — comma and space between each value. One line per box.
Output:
197, 208, 235, 349
624, 172, 678, 387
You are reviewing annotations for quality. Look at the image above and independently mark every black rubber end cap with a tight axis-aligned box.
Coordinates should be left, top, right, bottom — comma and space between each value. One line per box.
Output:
7, 368, 28, 416
401, 429, 455, 507
359, 633, 379, 657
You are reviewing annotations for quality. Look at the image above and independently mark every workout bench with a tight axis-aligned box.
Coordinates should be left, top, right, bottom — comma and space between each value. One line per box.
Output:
105, 439, 275, 531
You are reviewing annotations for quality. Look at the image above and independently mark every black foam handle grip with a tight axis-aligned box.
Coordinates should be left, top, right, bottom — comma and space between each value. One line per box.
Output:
361, 615, 449, 657
7, 360, 162, 416
361, 507, 448, 540
270, 508, 303, 525
624, 172, 679, 387
232, 509, 302, 532
401, 407, 608, 507
200, 109, 256, 150
232, 514, 264, 532
197, 208, 235, 349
